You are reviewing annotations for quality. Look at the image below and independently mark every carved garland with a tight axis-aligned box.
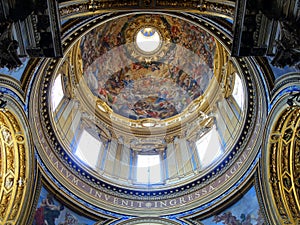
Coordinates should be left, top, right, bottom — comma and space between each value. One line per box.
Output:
0, 110, 28, 224
269, 107, 300, 224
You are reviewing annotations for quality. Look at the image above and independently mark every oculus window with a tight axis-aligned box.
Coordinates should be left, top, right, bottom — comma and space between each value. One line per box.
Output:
136, 27, 161, 53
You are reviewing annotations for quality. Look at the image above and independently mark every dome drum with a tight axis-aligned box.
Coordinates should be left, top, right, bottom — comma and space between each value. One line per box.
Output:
30, 12, 266, 216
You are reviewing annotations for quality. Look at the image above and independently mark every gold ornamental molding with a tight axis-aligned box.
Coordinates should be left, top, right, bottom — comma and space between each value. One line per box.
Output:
0, 108, 34, 225
59, 0, 235, 20
263, 106, 300, 224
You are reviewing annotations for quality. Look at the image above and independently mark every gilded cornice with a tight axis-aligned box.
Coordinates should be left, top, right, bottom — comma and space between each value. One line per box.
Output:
58, 0, 235, 20
70, 40, 226, 139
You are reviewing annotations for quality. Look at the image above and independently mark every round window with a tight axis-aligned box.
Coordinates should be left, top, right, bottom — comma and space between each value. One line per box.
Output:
135, 27, 162, 53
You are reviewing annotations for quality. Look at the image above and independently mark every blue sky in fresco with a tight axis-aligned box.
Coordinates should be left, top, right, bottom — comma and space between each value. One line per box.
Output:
201, 186, 263, 225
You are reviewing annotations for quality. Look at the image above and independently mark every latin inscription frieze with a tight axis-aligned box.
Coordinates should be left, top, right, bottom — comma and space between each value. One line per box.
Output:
35, 109, 260, 210
39, 131, 251, 209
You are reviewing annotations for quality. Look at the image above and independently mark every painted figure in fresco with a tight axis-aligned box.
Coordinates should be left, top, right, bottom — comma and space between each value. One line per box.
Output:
155, 87, 169, 104
79, 14, 219, 120
213, 211, 265, 225
58, 212, 79, 225
122, 74, 134, 88
34, 193, 64, 225
96, 62, 204, 120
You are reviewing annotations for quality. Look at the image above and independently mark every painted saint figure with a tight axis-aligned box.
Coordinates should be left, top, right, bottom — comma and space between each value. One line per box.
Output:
34, 193, 64, 225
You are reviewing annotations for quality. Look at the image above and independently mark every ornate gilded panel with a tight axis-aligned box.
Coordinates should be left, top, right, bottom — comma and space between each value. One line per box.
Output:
266, 107, 300, 224
0, 110, 32, 225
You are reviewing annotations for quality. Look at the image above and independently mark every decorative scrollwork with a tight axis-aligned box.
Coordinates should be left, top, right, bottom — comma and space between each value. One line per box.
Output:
0, 110, 29, 224
268, 107, 300, 224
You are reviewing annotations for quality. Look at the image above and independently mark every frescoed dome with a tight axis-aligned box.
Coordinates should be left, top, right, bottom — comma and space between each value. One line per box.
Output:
44, 12, 252, 192
3, 0, 297, 224
31, 11, 265, 216
79, 14, 216, 120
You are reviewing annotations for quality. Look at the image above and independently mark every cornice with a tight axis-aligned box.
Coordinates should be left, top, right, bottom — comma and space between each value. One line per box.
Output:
58, 0, 235, 20
0, 74, 25, 101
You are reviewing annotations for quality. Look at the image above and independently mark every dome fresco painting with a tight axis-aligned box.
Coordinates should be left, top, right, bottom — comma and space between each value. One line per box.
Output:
29, 11, 266, 217
80, 14, 216, 120
46, 13, 251, 191
1, 1, 299, 224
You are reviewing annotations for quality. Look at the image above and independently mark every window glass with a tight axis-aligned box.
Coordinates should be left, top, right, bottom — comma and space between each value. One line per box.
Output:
51, 73, 64, 111
136, 27, 161, 53
75, 130, 102, 168
136, 154, 161, 184
232, 73, 244, 109
196, 126, 222, 168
